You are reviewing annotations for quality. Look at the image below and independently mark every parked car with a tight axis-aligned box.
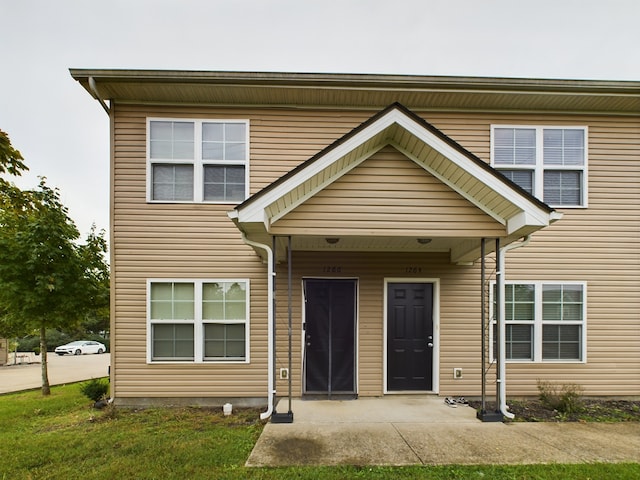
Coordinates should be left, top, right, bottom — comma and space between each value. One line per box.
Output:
55, 341, 106, 356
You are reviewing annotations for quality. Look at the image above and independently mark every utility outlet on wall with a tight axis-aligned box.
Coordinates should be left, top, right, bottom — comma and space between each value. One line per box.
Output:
453, 368, 463, 379
279, 368, 289, 380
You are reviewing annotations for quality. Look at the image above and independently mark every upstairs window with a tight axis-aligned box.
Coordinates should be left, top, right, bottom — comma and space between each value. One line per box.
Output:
491, 126, 587, 207
147, 119, 249, 203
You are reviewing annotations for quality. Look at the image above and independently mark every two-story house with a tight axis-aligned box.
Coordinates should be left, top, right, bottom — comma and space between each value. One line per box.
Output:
71, 70, 639, 420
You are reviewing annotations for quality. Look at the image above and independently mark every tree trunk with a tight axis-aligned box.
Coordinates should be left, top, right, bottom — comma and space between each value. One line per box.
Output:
40, 326, 50, 395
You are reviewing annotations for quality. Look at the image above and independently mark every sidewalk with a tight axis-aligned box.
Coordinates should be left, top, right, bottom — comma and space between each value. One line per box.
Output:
0, 352, 110, 394
247, 397, 640, 466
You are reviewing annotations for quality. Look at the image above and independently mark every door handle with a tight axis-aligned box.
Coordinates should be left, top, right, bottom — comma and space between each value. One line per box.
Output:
427, 342, 434, 348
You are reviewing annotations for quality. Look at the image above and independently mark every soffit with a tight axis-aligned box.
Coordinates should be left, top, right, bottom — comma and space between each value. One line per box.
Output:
70, 69, 640, 115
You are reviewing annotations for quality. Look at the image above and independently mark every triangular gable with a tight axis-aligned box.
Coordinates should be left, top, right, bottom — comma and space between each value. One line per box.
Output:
270, 146, 506, 238
229, 103, 561, 261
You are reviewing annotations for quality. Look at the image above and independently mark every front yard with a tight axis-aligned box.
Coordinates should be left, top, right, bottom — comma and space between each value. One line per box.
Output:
1, 383, 638, 479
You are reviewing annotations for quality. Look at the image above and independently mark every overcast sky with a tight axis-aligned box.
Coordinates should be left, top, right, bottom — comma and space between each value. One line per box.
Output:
1, 0, 639, 239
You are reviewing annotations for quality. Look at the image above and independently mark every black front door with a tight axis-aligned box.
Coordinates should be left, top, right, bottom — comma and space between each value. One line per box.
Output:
387, 282, 434, 391
304, 279, 356, 396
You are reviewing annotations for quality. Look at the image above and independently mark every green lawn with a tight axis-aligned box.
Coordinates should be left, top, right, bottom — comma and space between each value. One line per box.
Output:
1, 383, 638, 479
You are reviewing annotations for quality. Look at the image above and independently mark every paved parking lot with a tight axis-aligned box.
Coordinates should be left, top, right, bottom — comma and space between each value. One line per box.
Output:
0, 352, 110, 394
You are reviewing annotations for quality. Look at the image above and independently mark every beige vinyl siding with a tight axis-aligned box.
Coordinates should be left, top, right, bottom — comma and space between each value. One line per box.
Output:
271, 146, 505, 237
112, 102, 639, 401
273, 251, 484, 397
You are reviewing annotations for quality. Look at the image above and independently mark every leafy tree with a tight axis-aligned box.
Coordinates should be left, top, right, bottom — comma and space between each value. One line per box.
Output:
0, 130, 109, 395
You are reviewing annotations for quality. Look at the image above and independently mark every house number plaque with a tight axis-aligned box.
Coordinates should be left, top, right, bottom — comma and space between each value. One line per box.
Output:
322, 266, 342, 273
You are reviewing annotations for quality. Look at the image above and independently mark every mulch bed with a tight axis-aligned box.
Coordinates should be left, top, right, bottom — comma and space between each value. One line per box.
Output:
467, 399, 640, 422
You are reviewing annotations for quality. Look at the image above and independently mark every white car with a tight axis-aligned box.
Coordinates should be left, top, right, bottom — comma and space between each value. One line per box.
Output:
55, 340, 106, 356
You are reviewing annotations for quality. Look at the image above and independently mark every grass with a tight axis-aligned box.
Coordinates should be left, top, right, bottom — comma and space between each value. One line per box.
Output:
1, 384, 639, 479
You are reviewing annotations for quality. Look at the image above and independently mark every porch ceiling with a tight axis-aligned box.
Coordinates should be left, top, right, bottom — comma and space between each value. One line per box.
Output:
229, 103, 560, 264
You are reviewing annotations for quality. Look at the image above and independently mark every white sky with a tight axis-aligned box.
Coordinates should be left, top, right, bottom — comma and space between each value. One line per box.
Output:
1, 0, 639, 239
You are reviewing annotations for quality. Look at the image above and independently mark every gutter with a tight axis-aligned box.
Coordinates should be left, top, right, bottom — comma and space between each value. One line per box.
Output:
240, 233, 275, 420
497, 235, 531, 420
88, 77, 111, 115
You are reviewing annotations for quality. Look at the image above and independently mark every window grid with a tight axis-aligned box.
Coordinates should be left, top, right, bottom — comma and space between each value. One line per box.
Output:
148, 279, 250, 363
148, 118, 249, 204
491, 125, 587, 207
491, 282, 586, 363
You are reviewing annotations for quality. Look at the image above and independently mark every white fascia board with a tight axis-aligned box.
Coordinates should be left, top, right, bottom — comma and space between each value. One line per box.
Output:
393, 114, 552, 226
507, 211, 546, 234
236, 109, 400, 224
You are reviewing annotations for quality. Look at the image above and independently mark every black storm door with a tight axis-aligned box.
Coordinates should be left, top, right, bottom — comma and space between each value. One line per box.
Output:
387, 282, 434, 391
304, 279, 356, 396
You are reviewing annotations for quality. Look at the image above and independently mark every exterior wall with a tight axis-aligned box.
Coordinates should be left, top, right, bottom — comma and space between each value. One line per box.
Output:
111, 102, 639, 403
274, 251, 484, 398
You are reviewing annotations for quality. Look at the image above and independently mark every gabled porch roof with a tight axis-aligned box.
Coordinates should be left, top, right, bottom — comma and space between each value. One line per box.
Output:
229, 103, 561, 263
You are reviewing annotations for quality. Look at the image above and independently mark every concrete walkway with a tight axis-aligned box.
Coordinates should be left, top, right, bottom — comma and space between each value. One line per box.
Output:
247, 396, 640, 466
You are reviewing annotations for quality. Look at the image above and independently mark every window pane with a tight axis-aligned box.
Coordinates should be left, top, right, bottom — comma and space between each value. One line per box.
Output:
494, 128, 536, 165
150, 121, 172, 140
203, 282, 223, 301
151, 282, 172, 300
204, 323, 246, 359
544, 129, 584, 166
152, 324, 194, 360
202, 282, 247, 321
543, 325, 581, 360
202, 122, 246, 161
225, 123, 246, 142
203, 302, 224, 320
225, 142, 246, 161
505, 284, 534, 321
226, 282, 246, 301
151, 282, 194, 320
203, 166, 246, 202
562, 284, 583, 303
152, 165, 194, 201
225, 302, 246, 320
150, 121, 194, 160
499, 170, 534, 195
174, 283, 194, 301
507, 324, 533, 360
202, 123, 224, 141
543, 284, 583, 321
543, 170, 581, 205
514, 284, 534, 302
202, 142, 224, 160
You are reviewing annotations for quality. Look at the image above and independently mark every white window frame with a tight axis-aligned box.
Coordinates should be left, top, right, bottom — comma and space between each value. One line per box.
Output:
490, 125, 588, 208
146, 118, 250, 204
146, 279, 250, 364
490, 281, 587, 364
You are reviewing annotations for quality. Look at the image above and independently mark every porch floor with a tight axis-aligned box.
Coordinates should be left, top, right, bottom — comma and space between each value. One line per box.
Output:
246, 396, 640, 466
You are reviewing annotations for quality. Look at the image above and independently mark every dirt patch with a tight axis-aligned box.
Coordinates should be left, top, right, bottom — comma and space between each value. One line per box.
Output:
468, 399, 640, 422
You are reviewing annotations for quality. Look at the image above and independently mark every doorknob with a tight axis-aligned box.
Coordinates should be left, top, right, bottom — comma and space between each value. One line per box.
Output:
427, 342, 434, 348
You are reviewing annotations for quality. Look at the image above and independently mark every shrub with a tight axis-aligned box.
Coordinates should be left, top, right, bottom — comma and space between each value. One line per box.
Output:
80, 378, 109, 402
537, 379, 584, 414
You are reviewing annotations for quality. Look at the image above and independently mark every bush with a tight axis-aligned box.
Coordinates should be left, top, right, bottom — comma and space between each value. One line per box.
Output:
537, 379, 584, 414
80, 378, 109, 402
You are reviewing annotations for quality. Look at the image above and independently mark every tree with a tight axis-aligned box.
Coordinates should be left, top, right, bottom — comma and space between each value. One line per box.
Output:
0, 130, 109, 395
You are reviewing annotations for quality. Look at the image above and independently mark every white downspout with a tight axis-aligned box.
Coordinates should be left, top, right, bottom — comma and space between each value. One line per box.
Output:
240, 233, 275, 420
498, 235, 531, 420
